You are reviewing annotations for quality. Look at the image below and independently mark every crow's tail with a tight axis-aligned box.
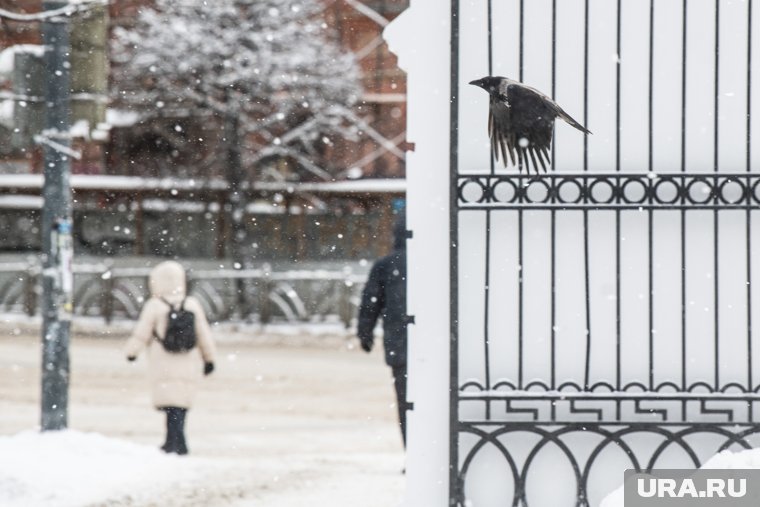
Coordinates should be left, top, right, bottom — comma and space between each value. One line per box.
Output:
556, 107, 592, 135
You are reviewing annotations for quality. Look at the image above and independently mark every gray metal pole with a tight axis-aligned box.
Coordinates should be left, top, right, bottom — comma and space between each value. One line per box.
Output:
40, 0, 74, 432
224, 95, 248, 315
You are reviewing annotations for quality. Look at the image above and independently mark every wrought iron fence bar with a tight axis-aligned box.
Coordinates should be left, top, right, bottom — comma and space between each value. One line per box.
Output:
681, 208, 687, 421
551, 212, 556, 390
551, 0, 558, 410
581, 0, 593, 392
518, 209, 524, 390
584, 0, 589, 174
616, 0, 623, 422
483, 229, 492, 417
616, 205, 622, 416
715, 0, 721, 176
680, 0, 689, 182
519, 0, 524, 83
749, 225, 755, 411
616, 0, 623, 177
714, 210, 720, 390
517, 0, 525, 392
649, 209, 655, 390
449, 0, 461, 503
680, 0, 689, 416
648, 0, 656, 392
649, 0, 655, 178
713, 0, 722, 393
681, 0, 688, 175
483, 225, 493, 418
482, 0, 494, 421
748, 0, 754, 419
583, 210, 592, 389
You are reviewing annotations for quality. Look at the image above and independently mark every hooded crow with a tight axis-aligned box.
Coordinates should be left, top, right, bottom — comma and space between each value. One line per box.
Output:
469, 76, 591, 174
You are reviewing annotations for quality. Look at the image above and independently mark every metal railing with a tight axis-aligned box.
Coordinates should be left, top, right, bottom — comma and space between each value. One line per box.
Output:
0, 259, 366, 327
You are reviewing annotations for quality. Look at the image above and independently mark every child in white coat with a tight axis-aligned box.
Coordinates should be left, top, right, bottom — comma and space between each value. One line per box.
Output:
125, 261, 216, 455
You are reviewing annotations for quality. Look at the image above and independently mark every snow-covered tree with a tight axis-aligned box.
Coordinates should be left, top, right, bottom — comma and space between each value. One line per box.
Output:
110, 0, 362, 181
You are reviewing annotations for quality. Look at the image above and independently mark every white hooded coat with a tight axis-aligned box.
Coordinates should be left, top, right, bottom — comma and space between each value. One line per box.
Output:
125, 261, 216, 409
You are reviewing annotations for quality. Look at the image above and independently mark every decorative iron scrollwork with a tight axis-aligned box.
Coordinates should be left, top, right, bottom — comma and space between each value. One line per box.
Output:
457, 173, 760, 210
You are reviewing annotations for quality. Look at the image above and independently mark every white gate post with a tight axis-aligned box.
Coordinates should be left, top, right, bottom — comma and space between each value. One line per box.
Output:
385, 2, 453, 505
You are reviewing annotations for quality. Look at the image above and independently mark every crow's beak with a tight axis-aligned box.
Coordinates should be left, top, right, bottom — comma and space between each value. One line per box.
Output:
469, 79, 482, 87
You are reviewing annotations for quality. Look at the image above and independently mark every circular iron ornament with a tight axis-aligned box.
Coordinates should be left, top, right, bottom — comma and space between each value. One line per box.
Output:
459, 178, 487, 204
492, 178, 519, 203
718, 177, 747, 205
524, 178, 551, 203
685, 178, 714, 204
752, 178, 760, 204
621, 177, 648, 204
556, 178, 584, 204
652, 177, 681, 205
588, 178, 616, 204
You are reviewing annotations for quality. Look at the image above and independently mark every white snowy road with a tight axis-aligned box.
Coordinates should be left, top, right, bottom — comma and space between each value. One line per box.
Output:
0, 321, 405, 506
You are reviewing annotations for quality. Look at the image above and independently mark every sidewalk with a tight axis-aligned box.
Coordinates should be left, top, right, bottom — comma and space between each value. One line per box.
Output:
0, 322, 405, 506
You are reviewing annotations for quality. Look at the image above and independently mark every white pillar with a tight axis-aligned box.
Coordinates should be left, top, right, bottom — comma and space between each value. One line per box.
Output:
384, 2, 452, 505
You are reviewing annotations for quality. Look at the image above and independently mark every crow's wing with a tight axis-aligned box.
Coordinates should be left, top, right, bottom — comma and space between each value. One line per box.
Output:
505, 84, 564, 173
488, 99, 517, 168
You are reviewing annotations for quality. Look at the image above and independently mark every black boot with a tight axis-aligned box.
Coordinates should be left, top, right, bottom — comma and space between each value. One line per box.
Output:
161, 407, 188, 455
175, 408, 188, 455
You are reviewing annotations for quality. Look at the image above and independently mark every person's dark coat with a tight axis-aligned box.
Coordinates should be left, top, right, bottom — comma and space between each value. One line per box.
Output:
358, 217, 407, 367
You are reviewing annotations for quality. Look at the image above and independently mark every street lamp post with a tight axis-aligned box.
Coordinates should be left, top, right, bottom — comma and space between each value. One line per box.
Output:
40, 0, 74, 432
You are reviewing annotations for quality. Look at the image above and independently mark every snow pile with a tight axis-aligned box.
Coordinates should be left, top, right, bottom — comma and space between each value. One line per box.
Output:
105, 108, 140, 128
0, 45, 45, 76
0, 430, 206, 507
600, 448, 760, 507
700, 448, 760, 469
0, 99, 12, 128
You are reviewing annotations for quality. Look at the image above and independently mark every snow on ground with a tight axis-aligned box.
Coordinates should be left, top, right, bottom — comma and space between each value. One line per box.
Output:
600, 448, 760, 507
0, 319, 405, 506
701, 448, 760, 469
0, 430, 209, 507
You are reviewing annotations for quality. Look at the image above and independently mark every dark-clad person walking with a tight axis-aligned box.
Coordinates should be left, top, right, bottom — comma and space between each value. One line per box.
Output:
357, 212, 409, 446
125, 260, 216, 455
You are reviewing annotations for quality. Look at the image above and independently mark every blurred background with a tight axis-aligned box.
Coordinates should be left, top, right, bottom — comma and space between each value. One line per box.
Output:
0, 0, 410, 328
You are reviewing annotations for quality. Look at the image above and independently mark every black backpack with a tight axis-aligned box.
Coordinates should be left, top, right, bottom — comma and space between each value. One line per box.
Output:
155, 297, 197, 353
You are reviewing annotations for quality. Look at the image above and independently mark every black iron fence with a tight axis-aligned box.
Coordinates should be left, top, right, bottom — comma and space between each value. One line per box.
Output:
450, 0, 760, 506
